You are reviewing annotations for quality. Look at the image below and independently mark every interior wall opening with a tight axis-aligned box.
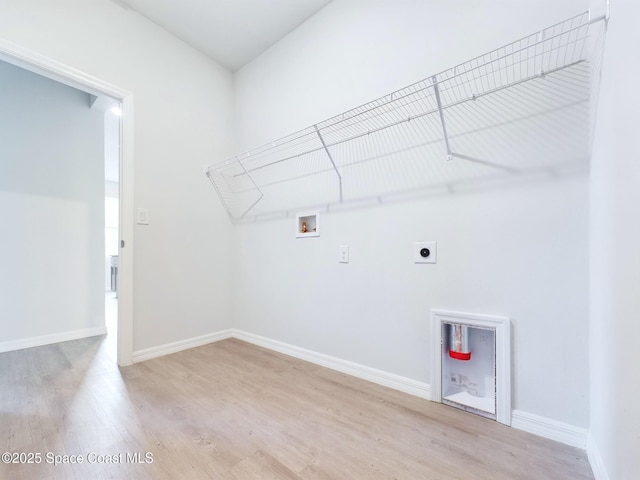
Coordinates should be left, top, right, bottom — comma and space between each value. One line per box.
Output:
0, 40, 134, 365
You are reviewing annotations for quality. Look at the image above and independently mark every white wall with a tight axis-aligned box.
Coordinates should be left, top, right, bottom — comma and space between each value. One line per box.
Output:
0, 0, 235, 351
0, 60, 105, 343
233, 0, 591, 428
589, 0, 640, 478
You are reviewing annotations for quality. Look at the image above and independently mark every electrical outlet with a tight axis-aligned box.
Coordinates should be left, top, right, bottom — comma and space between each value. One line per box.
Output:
414, 241, 437, 263
338, 245, 349, 263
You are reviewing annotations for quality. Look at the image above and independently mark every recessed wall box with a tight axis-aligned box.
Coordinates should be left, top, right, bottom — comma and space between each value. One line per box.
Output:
431, 310, 511, 425
296, 211, 319, 238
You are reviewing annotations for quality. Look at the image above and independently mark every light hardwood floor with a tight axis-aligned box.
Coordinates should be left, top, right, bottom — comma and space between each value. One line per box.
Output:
1, 336, 594, 479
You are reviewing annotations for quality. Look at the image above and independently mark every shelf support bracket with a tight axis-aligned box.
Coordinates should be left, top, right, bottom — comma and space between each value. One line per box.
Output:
314, 125, 344, 202
450, 153, 520, 174
236, 156, 264, 218
432, 76, 454, 161
205, 169, 233, 219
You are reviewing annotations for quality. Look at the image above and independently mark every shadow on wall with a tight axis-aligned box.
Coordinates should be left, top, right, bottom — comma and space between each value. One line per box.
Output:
206, 12, 603, 224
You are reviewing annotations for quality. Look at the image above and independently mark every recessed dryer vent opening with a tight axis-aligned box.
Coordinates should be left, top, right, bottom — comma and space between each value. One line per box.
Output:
443, 324, 496, 419
431, 310, 511, 425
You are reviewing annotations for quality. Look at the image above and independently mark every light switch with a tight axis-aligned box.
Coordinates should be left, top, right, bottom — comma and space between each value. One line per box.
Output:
137, 207, 149, 225
339, 245, 349, 263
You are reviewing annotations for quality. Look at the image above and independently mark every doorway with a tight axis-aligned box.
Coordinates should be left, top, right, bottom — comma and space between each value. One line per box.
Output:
105, 105, 121, 359
0, 40, 134, 365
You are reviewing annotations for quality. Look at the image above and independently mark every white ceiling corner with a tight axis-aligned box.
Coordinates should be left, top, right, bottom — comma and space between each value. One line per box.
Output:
118, 0, 333, 71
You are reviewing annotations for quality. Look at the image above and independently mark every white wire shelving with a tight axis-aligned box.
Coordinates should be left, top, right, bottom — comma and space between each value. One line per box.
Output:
207, 11, 607, 223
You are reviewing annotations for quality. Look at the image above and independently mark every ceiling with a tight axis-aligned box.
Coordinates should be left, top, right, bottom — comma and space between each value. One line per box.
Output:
118, 0, 333, 72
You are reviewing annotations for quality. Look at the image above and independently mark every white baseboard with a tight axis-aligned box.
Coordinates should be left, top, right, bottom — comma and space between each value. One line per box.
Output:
230, 329, 431, 400
0, 325, 107, 354
130, 328, 591, 453
586, 435, 609, 480
511, 410, 588, 449
230, 330, 591, 450
132, 329, 234, 363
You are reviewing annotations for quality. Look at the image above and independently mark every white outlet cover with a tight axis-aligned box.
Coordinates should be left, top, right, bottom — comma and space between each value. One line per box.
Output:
414, 241, 437, 263
338, 245, 349, 263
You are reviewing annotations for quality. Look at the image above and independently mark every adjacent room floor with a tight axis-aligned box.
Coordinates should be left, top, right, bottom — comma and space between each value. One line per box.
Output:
0, 337, 593, 479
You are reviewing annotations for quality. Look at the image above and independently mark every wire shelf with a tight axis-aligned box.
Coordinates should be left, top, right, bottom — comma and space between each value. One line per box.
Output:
207, 11, 606, 222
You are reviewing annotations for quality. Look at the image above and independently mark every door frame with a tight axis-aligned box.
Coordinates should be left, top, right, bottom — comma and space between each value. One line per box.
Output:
0, 39, 134, 366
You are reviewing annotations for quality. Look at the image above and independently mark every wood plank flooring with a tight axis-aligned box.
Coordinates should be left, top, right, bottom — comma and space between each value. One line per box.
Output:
1, 336, 594, 479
